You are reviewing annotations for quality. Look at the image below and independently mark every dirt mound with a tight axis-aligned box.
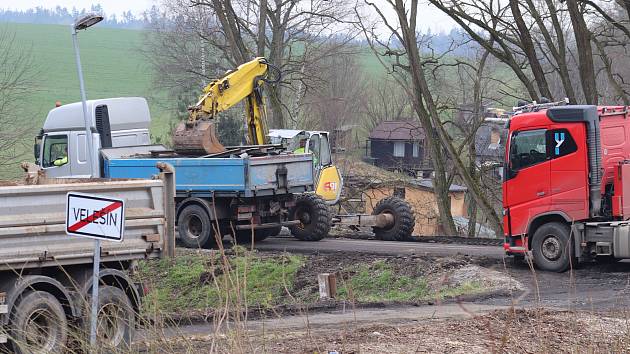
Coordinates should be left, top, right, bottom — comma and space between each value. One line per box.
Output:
447, 264, 525, 292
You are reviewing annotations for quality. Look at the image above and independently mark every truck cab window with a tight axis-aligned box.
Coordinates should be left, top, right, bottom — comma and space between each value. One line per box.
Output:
319, 134, 332, 166
309, 134, 321, 166
42, 135, 68, 168
509, 129, 547, 171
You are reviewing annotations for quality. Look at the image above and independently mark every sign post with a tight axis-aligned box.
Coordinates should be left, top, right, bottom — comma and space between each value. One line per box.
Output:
65, 192, 125, 347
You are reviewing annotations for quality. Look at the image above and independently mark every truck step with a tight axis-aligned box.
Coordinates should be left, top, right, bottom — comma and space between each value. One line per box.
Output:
509, 246, 527, 252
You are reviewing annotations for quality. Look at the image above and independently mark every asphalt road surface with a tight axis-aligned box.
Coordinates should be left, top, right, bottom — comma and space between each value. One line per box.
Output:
256, 235, 506, 258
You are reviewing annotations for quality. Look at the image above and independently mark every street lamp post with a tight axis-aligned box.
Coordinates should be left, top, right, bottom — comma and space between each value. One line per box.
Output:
71, 14, 103, 178
71, 13, 103, 349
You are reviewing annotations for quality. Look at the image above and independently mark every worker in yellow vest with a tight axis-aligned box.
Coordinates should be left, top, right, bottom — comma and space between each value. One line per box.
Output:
293, 138, 306, 154
53, 145, 68, 166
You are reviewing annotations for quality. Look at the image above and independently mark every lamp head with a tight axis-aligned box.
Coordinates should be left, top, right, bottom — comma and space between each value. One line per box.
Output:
74, 14, 103, 30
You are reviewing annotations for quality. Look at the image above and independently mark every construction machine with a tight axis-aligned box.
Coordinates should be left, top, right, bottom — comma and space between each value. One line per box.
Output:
172, 57, 415, 241
172, 57, 280, 154
171, 57, 347, 204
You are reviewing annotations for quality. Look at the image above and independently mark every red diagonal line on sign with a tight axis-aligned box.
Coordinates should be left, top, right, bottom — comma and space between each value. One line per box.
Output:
68, 201, 122, 232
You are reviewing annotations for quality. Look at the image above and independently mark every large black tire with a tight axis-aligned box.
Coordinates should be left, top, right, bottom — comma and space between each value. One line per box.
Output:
82, 286, 135, 352
10, 291, 68, 354
177, 204, 216, 248
371, 197, 415, 241
532, 222, 575, 272
289, 194, 331, 241
233, 226, 281, 244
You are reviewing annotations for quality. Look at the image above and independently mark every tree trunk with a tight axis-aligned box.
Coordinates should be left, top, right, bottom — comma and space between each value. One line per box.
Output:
538, 0, 577, 103
394, 0, 457, 235
467, 188, 478, 237
211, 0, 248, 63
267, 6, 285, 128
566, 0, 598, 104
593, 37, 629, 105
509, 0, 553, 100
397, 0, 503, 236
256, 0, 267, 57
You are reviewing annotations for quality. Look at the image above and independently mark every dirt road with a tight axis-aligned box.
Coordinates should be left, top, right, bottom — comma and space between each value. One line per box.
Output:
491, 260, 630, 310
136, 303, 511, 346
137, 301, 630, 353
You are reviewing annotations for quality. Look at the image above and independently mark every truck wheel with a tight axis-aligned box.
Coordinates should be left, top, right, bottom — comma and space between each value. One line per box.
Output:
83, 286, 135, 351
532, 222, 575, 272
10, 291, 68, 354
371, 197, 415, 241
178, 204, 216, 248
289, 194, 331, 241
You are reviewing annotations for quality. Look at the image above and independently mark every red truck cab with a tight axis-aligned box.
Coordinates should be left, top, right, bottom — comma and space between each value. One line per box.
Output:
503, 104, 630, 271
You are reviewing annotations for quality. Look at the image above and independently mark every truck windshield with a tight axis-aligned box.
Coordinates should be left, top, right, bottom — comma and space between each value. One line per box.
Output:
319, 134, 331, 166
42, 135, 68, 168
508, 129, 547, 171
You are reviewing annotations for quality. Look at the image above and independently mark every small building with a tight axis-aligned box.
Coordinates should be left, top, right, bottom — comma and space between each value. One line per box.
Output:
475, 122, 506, 179
455, 105, 507, 180
362, 179, 468, 236
366, 120, 431, 177
337, 158, 469, 236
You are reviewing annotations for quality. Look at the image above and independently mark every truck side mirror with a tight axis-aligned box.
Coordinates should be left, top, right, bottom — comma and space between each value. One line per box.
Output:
504, 165, 518, 180
34, 142, 40, 162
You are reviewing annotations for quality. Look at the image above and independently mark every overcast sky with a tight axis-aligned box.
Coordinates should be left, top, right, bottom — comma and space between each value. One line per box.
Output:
0, 0, 156, 16
0, 0, 456, 32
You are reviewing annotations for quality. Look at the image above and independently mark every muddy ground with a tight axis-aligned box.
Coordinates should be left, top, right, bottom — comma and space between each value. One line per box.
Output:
136, 248, 630, 353
255, 308, 630, 353
138, 305, 630, 353
164, 245, 630, 314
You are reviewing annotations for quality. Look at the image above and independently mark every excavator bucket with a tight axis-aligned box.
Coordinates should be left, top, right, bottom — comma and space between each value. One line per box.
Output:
172, 120, 226, 155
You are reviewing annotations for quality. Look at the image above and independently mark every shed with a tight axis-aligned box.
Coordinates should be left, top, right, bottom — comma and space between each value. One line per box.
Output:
337, 158, 468, 236
362, 179, 468, 236
366, 120, 431, 176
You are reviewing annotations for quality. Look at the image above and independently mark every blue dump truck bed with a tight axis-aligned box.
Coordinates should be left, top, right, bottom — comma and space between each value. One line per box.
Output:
101, 145, 314, 197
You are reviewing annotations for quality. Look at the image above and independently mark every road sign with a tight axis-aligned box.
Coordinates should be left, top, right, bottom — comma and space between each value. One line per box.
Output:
66, 192, 125, 242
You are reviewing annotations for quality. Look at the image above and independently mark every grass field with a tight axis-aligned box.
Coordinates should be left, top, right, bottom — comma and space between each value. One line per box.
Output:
0, 22, 390, 179
1, 22, 176, 178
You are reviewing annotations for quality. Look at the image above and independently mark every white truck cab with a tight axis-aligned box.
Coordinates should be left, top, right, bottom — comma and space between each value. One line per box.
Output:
35, 97, 152, 177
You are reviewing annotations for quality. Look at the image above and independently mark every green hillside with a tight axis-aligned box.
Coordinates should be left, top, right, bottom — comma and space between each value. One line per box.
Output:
0, 22, 395, 179
1, 22, 175, 178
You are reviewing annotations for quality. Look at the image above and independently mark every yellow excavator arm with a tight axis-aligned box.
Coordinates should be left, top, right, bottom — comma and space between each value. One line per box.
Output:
173, 57, 278, 154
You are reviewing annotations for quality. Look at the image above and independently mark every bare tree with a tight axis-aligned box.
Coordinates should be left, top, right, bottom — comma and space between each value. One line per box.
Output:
428, 0, 602, 104
0, 28, 38, 177
567, 0, 598, 104
356, 0, 503, 236
152, 0, 360, 128
298, 52, 367, 132
361, 76, 411, 133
